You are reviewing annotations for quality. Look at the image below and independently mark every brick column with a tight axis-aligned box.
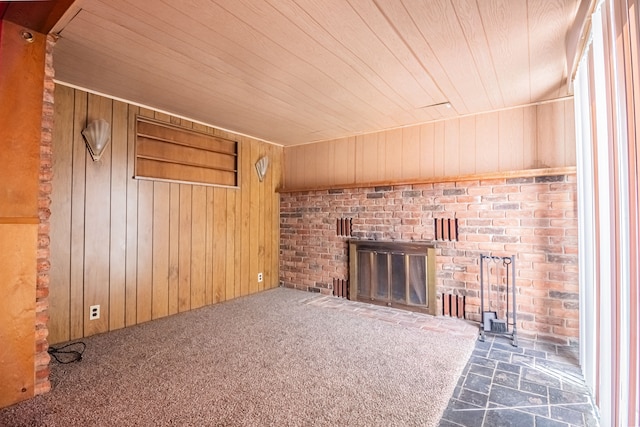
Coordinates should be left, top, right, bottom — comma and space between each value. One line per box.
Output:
34, 34, 56, 396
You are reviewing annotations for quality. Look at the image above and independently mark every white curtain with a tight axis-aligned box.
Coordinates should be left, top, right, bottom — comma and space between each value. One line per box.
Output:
573, 0, 640, 425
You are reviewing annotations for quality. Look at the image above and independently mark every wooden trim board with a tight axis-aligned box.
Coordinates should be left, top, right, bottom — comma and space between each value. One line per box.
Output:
279, 166, 577, 193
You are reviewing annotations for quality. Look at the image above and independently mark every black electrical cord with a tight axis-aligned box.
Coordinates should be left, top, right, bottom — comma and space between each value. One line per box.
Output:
48, 341, 86, 364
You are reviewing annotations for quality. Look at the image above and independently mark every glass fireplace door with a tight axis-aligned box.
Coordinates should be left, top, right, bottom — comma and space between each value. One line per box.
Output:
356, 249, 428, 310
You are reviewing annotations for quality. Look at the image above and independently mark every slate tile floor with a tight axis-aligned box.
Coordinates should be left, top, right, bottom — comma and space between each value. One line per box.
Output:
303, 293, 599, 426
439, 334, 600, 427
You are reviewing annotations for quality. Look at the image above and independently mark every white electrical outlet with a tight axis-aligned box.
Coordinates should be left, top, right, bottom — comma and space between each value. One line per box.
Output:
258, 273, 263, 283
89, 305, 100, 320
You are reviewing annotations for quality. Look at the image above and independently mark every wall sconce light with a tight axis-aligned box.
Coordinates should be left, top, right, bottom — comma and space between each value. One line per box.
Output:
82, 119, 111, 162
255, 156, 269, 182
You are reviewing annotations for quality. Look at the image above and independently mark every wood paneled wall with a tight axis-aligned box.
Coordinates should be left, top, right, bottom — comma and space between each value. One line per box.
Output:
49, 85, 282, 345
283, 98, 575, 190
0, 20, 46, 408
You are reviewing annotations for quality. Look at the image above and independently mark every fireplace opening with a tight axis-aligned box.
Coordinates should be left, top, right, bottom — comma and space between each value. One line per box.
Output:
349, 240, 436, 315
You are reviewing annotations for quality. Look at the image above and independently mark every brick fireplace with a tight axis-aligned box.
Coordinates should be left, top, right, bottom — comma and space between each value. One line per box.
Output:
280, 172, 578, 345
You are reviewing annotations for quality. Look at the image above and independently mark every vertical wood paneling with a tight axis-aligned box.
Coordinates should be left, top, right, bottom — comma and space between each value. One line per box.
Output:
283, 100, 576, 189
50, 85, 282, 344
329, 140, 338, 187
475, 112, 500, 174
333, 137, 352, 185
212, 188, 226, 302
354, 136, 363, 182
135, 108, 155, 325
358, 133, 378, 182
249, 141, 260, 294
240, 140, 251, 296
226, 190, 238, 299
136, 179, 154, 324
298, 145, 310, 188
385, 129, 403, 181
537, 101, 566, 168
151, 104, 172, 318
180, 118, 192, 129
419, 123, 435, 178
499, 108, 525, 171
205, 187, 215, 305
564, 99, 577, 166
315, 141, 330, 187
283, 148, 293, 189
234, 172, 242, 297
307, 143, 319, 188
348, 137, 357, 184
154, 111, 171, 123
434, 121, 446, 177
263, 144, 274, 289
402, 126, 421, 179
109, 100, 128, 331
444, 119, 460, 176
291, 147, 303, 189
83, 93, 112, 337
376, 132, 387, 181
168, 183, 180, 315
69, 91, 87, 340
272, 144, 282, 288
151, 182, 170, 319
190, 186, 207, 309
459, 116, 477, 175
523, 105, 538, 169
178, 185, 192, 312
125, 106, 139, 327
258, 144, 266, 291
49, 84, 74, 344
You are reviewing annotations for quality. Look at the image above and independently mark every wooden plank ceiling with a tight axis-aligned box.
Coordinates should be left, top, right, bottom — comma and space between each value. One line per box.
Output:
52, 0, 580, 146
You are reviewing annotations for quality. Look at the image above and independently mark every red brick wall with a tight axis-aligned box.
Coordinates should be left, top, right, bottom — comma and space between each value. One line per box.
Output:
34, 35, 55, 396
280, 173, 578, 345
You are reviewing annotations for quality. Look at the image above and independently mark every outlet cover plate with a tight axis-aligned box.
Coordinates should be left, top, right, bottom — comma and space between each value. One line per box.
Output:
89, 305, 100, 320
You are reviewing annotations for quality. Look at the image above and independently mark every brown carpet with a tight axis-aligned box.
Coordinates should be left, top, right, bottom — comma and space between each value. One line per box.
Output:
0, 288, 475, 426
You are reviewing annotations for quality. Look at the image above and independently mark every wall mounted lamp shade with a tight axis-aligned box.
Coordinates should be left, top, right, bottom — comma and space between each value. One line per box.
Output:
255, 156, 269, 182
82, 119, 111, 161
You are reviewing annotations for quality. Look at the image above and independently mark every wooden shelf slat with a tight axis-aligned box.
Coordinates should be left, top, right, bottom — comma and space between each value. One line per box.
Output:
135, 116, 238, 187
136, 154, 237, 173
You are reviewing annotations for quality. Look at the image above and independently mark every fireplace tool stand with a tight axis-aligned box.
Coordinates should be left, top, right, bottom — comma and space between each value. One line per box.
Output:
479, 254, 517, 346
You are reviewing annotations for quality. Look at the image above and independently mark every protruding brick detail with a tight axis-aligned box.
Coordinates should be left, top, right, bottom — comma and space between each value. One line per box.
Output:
35, 35, 56, 396
280, 174, 578, 345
